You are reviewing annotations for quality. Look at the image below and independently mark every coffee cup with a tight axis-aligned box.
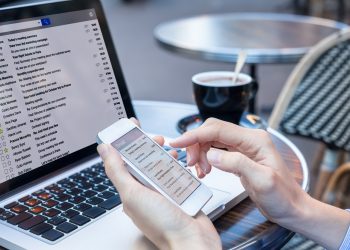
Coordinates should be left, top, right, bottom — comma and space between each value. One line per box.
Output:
192, 71, 258, 124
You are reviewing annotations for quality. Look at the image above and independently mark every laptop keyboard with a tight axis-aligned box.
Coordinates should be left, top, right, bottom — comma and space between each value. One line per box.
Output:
0, 146, 187, 243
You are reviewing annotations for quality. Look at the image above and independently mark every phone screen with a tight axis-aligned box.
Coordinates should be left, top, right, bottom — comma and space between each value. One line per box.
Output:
111, 128, 201, 205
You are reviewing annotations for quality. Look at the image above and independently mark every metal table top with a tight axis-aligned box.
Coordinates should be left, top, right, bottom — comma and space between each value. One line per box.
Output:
154, 13, 348, 64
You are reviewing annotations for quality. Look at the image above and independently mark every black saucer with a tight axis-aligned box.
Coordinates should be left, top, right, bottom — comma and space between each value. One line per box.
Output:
177, 112, 267, 134
177, 114, 203, 134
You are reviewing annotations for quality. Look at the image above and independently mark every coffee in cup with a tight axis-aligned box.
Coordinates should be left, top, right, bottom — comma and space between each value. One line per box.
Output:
192, 71, 258, 124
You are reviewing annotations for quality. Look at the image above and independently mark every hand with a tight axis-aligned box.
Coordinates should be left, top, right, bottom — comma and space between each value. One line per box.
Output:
171, 118, 306, 224
170, 118, 350, 250
97, 120, 221, 250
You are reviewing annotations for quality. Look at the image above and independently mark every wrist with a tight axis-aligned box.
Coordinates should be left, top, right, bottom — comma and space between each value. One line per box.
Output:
164, 223, 221, 250
279, 194, 350, 250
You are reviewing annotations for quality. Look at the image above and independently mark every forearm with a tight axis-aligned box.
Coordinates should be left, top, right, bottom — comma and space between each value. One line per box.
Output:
280, 194, 350, 250
164, 222, 222, 250
167, 235, 221, 250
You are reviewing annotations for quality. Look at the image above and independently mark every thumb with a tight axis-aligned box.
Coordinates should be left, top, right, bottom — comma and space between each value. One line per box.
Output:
206, 148, 263, 179
97, 144, 140, 194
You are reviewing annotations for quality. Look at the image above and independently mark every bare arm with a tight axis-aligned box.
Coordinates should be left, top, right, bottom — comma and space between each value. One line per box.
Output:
171, 118, 350, 250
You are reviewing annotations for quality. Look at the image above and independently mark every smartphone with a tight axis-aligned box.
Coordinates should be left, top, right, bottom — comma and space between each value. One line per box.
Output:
97, 118, 212, 216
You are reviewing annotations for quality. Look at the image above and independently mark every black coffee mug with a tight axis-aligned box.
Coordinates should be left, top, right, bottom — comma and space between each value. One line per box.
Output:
192, 71, 258, 124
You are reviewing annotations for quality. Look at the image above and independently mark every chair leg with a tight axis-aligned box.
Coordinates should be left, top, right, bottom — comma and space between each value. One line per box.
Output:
311, 144, 325, 177
334, 175, 349, 207
310, 144, 325, 195
310, 0, 324, 16
313, 170, 333, 200
322, 162, 350, 207
312, 149, 339, 200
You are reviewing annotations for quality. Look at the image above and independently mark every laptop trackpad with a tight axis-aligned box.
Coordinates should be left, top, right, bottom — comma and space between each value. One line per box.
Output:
202, 187, 230, 218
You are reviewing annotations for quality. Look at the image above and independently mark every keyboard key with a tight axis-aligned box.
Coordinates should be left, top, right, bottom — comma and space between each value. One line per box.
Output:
25, 198, 40, 207
4, 201, 18, 209
98, 191, 114, 199
92, 184, 108, 192
47, 216, 66, 226
77, 181, 93, 189
66, 188, 83, 196
86, 197, 103, 205
82, 190, 97, 198
30, 206, 45, 214
55, 194, 71, 202
56, 222, 77, 234
83, 207, 105, 219
68, 196, 85, 204
98, 195, 121, 210
38, 193, 52, 200
62, 209, 79, 219
0, 211, 14, 220
30, 223, 53, 235
71, 175, 88, 183
49, 187, 65, 194
42, 229, 64, 241
11, 204, 28, 213
103, 180, 113, 186
57, 178, 70, 186
56, 202, 74, 211
75, 203, 91, 212
59, 180, 75, 189
82, 169, 98, 178
32, 189, 45, 197
177, 151, 187, 160
99, 172, 108, 179
70, 214, 90, 226
45, 184, 64, 194
42, 199, 58, 208
89, 177, 104, 184
163, 145, 172, 151
108, 186, 118, 194
0, 208, 4, 214
19, 215, 46, 230
18, 195, 31, 203
44, 208, 60, 218
7, 212, 33, 225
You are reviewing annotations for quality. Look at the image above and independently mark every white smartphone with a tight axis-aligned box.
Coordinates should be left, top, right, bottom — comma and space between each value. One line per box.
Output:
97, 118, 212, 216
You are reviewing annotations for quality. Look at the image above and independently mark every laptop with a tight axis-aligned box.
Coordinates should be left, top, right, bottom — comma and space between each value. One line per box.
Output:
0, 1, 246, 249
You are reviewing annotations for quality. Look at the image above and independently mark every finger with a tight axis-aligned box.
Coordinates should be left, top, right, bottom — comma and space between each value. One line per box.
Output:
169, 150, 178, 159
170, 119, 234, 147
195, 163, 205, 178
129, 117, 141, 127
186, 143, 200, 166
171, 118, 269, 153
97, 144, 140, 194
153, 135, 165, 146
199, 149, 211, 174
206, 148, 264, 179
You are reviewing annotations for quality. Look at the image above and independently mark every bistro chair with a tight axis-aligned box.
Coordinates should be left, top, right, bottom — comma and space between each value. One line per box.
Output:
269, 28, 350, 200
322, 162, 350, 208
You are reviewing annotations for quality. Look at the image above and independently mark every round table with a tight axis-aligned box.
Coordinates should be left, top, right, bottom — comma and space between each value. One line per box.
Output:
154, 13, 348, 112
133, 100, 309, 250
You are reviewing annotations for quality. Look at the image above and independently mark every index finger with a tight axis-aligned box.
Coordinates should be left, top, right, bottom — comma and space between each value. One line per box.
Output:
170, 118, 248, 149
170, 118, 274, 158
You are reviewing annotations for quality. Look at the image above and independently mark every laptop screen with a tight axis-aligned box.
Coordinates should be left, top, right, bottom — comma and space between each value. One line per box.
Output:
0, 1, 135, 194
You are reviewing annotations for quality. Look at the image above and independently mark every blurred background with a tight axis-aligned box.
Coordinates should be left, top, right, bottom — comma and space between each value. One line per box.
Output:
2, 0, 348, 170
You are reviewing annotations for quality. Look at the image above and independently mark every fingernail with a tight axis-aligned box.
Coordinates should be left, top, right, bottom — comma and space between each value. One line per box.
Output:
207, 149, 222, 165
97, 144, 109, 160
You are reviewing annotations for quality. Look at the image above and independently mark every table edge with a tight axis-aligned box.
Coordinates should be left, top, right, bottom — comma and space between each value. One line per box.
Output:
267, 128, 309, 191
154, 13, 349, 64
